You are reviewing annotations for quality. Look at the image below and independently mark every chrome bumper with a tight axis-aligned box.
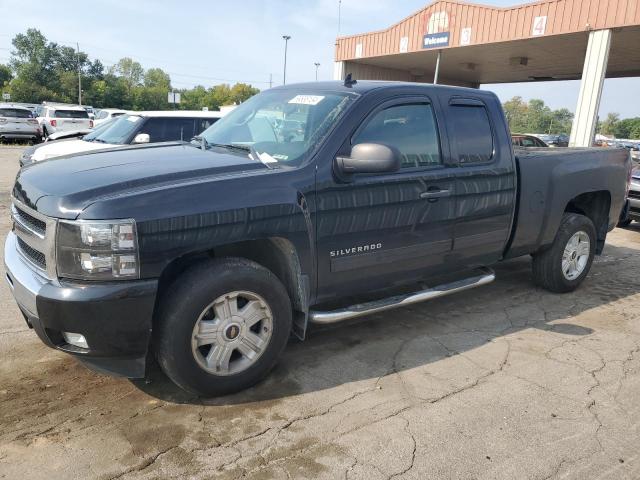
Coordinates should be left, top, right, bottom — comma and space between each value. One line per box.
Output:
4, 231, 50, 317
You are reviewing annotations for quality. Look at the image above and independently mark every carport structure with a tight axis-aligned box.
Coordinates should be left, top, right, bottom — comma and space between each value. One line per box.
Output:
334, 0, 640, 146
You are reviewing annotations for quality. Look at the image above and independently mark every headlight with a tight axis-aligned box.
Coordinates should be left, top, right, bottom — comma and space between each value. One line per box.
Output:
56, 219, 139, 280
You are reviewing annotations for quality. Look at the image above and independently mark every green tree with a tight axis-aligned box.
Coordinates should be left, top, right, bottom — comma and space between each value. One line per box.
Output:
600, 113, 620, 136
144, 68, 171, 90
612, 118, 640, 139
0, 64, 12, 87
209, 84, 233, 109
111, 57, 144, 93
230, 83, 260, 104
502, 97, 573, 135
502, 96, 528, 133
132, 85, 169, 110
5, 29, 260, 110
180, 85, 209, 110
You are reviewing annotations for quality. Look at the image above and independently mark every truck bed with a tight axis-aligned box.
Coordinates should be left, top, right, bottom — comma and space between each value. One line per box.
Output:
505, 147, 631, 259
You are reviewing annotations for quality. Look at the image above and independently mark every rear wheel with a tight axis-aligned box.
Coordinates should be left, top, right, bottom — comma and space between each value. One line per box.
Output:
155, 257, 292, 397
532, 213, 596, 293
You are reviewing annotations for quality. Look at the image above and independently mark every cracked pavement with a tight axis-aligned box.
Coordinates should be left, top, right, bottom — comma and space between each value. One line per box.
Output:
1, 146, 639, 479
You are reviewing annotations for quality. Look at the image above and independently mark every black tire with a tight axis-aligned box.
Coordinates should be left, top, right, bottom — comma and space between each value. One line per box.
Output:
531, 213, 596, 293
154, 257, 292, 397
617, 218, 632, 228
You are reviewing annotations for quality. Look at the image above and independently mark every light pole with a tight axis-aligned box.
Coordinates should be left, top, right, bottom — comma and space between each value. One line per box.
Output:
282, 35, 291, 85
314, 62, 320, 81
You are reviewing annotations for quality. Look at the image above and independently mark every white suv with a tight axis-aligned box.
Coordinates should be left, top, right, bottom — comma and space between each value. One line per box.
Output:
36, 103, 93, 138
0, 104, 42, 143
27, 110, 225, 163
93, 108, 129, 126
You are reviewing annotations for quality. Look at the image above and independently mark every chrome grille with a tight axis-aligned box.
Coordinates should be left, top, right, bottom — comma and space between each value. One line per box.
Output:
17, 237, 46, 269
629, 190, 640, 200
11, 198, 57, 279
13, 205, 46, 236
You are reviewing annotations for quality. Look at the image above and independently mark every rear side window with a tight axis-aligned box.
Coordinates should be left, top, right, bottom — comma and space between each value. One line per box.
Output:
54, 109, 89, 119
0, 108, 32, 118
140, 118, 196, 142
449, 104, 493, 165
353, 103, 441, 169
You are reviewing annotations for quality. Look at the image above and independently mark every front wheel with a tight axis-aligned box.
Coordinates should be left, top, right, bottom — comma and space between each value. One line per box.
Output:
532, 213, 596, 293
617, 218, 632, 228
155, 257, 292, 397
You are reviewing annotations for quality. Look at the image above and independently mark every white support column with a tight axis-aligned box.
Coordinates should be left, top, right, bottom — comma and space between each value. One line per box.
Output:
333, 61, 346, 80
569, 29, 611, 147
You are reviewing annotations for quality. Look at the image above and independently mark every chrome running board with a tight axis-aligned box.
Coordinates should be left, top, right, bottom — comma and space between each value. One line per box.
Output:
309, 267, 495, 324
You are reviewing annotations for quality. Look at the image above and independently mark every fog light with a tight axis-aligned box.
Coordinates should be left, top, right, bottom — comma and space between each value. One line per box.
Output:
62, 332, 88, 349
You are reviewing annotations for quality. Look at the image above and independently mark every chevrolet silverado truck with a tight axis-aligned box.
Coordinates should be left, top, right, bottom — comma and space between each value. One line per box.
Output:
5, 81, 632, 396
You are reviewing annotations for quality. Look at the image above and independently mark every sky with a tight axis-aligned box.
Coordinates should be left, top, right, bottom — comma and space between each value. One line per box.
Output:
0, 0, 638, 117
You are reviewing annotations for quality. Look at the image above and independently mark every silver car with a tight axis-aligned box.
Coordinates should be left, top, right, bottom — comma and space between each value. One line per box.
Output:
0, 104, 42, 143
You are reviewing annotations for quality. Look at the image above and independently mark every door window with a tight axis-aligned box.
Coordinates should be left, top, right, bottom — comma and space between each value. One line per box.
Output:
449, 104, 493, 165
353, 103, 441, 169
140, 117, 196, 142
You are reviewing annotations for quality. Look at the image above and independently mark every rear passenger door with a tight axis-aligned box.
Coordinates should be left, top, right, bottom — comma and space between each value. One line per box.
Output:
315, 96, 458, 300
444, 97, 516, 268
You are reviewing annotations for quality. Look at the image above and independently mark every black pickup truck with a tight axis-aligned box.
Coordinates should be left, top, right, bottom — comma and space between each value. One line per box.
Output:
5, 81, 632, 396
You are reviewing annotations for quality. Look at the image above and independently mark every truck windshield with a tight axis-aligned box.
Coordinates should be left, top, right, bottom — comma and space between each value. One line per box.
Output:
87, 114, 143, 144
199, 89, 358, 166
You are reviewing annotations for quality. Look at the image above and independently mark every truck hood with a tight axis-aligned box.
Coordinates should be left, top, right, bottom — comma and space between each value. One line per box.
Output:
32, 139, 119, 161
14, 142, 266, 218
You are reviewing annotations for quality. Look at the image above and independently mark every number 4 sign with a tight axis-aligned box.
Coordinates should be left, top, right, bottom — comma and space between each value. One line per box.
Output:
532, 16, 547, 36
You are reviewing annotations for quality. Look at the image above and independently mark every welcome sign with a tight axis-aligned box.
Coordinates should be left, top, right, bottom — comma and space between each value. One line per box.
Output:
423, 32, 450, 49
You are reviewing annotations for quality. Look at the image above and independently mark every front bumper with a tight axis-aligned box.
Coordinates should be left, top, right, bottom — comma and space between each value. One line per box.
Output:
4, 232, 158, 377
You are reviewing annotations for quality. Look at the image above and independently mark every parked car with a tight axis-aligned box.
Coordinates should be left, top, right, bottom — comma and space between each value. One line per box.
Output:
0, 103, 42, 143
93, 108, 129, 126
26, 111, 224, 164
19, 117, 120, 167
36, 103, 93, 138
619, 165, 640, 227
512, 134, 548, 148
537, 134, 569, 147
5, 81, 631, 396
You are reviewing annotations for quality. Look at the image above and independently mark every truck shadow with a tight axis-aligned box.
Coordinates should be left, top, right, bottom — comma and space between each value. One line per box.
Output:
133, 241, 640, 406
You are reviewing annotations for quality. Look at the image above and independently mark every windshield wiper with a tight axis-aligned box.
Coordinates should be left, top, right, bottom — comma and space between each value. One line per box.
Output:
91, 138, 107, 143
205, 142, 273, 168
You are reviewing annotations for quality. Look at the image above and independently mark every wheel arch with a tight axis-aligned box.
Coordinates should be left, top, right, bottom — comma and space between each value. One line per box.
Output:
154, 237, 310, 340
563, 190, 611, 254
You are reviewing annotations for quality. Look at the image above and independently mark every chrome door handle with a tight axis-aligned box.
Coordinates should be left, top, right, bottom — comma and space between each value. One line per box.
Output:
420, 189, 451, 199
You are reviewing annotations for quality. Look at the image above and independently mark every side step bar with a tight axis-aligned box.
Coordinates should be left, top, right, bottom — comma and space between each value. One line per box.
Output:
309, 267, 495, 324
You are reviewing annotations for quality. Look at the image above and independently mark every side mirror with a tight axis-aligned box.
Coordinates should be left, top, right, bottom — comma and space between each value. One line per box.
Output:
336, 143, 401, 175
133, 133, 150, 144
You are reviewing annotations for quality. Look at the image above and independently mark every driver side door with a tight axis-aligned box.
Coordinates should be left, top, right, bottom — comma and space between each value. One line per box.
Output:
314, 96, 457, 302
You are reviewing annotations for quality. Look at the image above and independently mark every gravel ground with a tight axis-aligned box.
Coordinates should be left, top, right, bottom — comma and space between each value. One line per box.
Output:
1, 145, 639, 479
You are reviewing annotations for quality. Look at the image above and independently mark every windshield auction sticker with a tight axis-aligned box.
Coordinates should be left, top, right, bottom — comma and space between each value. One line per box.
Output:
288, 95, 325, 105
